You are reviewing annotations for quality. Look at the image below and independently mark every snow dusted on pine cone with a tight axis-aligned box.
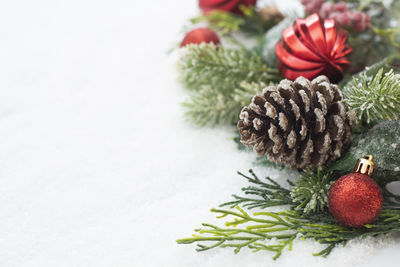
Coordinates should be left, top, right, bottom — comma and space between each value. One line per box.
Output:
238, 76, 353, 169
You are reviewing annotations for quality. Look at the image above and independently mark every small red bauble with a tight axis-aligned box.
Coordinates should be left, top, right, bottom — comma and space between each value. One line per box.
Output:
328, 155, 383, 228
275, 13, 352, 83
199, 0, 257, 15
180, 28, 220, 47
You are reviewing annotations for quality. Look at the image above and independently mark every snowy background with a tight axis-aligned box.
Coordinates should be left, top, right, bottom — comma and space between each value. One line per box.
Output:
0, 0, 399, 266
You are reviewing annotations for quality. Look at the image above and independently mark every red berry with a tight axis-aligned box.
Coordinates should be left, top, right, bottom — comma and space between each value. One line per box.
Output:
337, 12, 351, 26
302, 0, 324, 15
335, 2, 348, 12
180, 28, 220, 47
320, 2, 334, 18
319, 3, 370, 32
353, 11, 363, 21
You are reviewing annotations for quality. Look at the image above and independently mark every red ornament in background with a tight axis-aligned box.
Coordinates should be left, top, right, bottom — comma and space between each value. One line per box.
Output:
275, 13, 352, 83
329, 155, 383, 228
180, 28, 220, 47
199, 0, 257, 15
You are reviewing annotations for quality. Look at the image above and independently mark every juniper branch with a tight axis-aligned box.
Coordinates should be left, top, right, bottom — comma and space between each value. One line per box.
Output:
178, 169, 400, 259
177, 207, 400, 260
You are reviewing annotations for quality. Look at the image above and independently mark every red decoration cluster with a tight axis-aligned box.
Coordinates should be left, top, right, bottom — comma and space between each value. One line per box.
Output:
275, 14, 352, 83
301, 0, 371, 32
328, 172, 383, 228
180, 28, 220, 47
320, 2, 370, 33
199, 0, 257, 15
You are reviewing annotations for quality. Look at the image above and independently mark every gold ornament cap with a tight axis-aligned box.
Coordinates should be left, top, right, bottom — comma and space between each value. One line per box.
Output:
353, 155, 375, 177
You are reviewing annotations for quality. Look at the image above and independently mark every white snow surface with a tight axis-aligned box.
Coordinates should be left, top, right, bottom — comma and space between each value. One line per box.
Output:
0, 0, 400, 266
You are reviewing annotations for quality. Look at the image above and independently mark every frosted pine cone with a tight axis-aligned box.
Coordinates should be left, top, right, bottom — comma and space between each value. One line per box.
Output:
238, 76, 354, 169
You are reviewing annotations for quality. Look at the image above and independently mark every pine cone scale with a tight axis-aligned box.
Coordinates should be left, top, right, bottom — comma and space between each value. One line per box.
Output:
238, 76, 353, 169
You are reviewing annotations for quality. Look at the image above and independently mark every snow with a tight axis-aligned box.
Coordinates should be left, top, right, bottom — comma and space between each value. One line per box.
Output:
0, 0, 399, 266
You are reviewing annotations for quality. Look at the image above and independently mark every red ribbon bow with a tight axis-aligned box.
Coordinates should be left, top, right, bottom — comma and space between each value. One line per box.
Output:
275, 14, 352, 83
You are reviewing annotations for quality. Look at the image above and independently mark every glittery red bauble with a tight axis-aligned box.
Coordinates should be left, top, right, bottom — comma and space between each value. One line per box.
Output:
328, 172, 383, 228
275, 13, 352, 83
180, 28, 220, 47
199, 0, 257, 15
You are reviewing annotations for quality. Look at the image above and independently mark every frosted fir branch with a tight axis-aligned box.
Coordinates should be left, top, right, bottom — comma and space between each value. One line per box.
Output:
290, 169, 334, 214
343, 68, 400, 124
182, 83, 266, 126
179, 43, 280, 93
182, 86, 243, 126
234, 81, 268, 110
183, 81, 268, 126
179, 44, 280, 126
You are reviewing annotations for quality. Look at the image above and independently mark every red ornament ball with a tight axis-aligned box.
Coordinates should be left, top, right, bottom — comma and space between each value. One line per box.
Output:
199, 0, 257, 15
180, 28, 220, 47
275, 13, 352, 83
328, 172, 383, 228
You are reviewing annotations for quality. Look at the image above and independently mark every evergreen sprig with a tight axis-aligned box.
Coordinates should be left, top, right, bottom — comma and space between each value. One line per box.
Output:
177, 171, 400, 259
221, 169, 332, 214
179, 44, 280, 125
177, 206, 400, 259
221, 170, 293, 210
290, 169, 334, 214
190, 11, 245, 35
343, 68, 400, 124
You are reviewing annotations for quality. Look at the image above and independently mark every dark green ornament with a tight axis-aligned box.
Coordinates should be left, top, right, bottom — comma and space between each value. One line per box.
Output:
329, 120, 400, 188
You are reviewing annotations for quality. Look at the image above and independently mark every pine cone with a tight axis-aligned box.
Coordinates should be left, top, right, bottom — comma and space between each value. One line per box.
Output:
238, 76, 354, 169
